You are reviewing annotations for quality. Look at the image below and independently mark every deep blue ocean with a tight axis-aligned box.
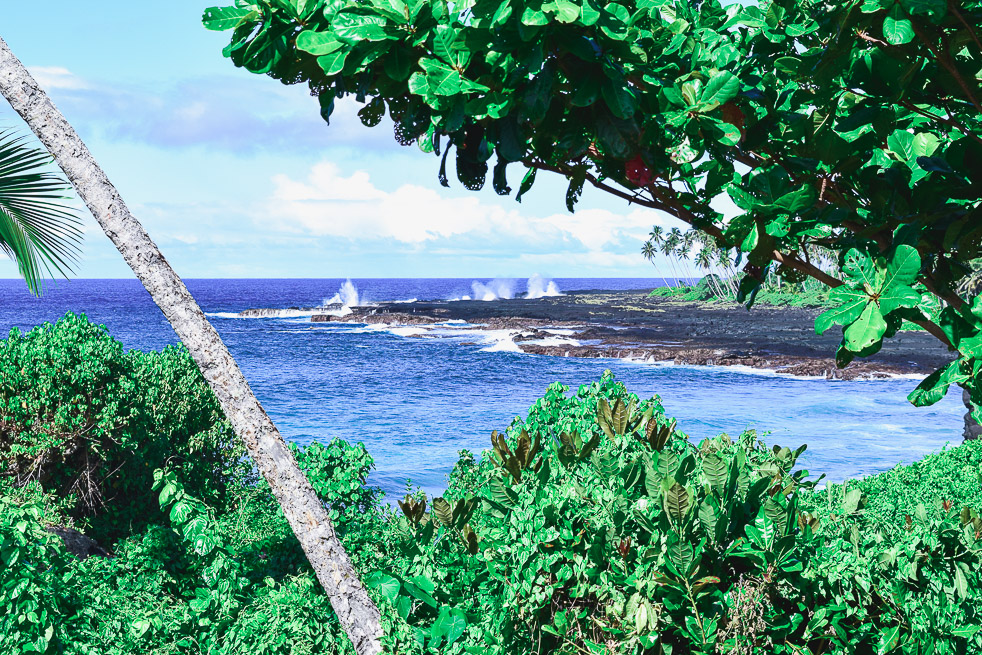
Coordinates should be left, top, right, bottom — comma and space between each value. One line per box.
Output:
0, 277, 965, 497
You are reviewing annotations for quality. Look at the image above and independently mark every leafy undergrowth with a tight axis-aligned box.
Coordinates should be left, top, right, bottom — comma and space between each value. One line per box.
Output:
649, 278, 832, 308
2, 315, 981, 654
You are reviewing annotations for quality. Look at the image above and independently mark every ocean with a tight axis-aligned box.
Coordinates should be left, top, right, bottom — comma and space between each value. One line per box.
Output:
0, 277, 965, 497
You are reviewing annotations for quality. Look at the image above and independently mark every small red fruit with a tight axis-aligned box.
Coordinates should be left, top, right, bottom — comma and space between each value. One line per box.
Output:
625, 154, 654, 187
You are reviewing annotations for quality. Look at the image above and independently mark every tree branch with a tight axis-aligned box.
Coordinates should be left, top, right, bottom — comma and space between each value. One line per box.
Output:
533, 160, 959, 350
900, 100, 982, 147
949, 1, 982, 56
913, 21, 982, 114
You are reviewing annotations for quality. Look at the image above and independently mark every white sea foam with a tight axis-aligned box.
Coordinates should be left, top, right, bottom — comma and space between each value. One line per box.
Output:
452, 276, 563, 301
210, 308, 324, 319
480, 333, 522, 352
471, 279, 516, 301
388, 326, 428, 337
526, 274, 563, 299
325, 279, 361, 308
524, 336, 581, 347
883, 372, 930, 381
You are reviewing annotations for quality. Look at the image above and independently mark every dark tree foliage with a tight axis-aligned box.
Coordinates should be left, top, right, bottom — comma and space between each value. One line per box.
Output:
205, 0, 982, 414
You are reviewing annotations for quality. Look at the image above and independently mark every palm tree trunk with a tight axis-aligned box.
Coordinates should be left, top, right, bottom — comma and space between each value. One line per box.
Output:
0, 37, 382, 655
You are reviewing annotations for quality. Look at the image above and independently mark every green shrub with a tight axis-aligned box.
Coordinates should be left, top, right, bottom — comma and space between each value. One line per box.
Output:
649, 280, 831, 308
375, 374, 982, 654
0, 486, 69, 654
0, 313, 241, 540
833, 440, 982, 530
1, 317, 980, 654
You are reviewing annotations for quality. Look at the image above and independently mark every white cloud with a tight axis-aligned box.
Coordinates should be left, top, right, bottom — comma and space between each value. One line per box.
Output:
18, 68, 395, 153
29, 66, 89, 90
266, 162, 673, 258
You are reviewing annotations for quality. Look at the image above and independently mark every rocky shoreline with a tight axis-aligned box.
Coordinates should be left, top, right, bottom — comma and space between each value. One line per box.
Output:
239, 289, 955, 381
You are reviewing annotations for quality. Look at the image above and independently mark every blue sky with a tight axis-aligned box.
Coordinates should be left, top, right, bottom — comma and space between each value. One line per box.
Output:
0, 1, 684, 281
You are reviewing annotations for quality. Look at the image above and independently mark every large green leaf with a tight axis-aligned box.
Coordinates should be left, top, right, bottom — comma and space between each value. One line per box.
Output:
365, 571, 401, 603
202, 6, 257, 30
333, 13, 393, 42
887, 129, 915, 162
816, 287, 868, 334
702, 453, 728, 491
908, 360, 969, 406
318, 50, 350, 76
883, 5, 914, 45
883, 245, 920, 289
543, 0, 579, 23
419, 58, 462, 96
842, 249, 879, 291
699, 71, 739, 110
297, 30, 344, 55
877, 285, 921, 315
844, 302, 887, 351
432, 497, 453, 526
663, 479, 690, 524
899, 0, 946, 17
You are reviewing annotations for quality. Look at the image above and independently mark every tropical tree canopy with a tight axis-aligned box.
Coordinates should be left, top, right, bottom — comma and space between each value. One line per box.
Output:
0, 130, 81, 295
205, 0, 982, 416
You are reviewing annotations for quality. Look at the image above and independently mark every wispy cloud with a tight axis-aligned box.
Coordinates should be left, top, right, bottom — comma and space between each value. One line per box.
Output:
30, 66, 90, 90
26, 67, 393, 154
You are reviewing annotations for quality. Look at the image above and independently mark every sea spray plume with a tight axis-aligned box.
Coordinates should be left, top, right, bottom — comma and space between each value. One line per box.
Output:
325, 279, 360, 307
471, 279, 516, 301
526, 274, 563, 299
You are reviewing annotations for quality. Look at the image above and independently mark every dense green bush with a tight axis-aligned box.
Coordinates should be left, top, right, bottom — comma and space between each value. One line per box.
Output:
375, 377, 982, 654
0, 439, 391, 655
649, 277, 832, 308
0, 313, 240, 539
1, 318, 980, 654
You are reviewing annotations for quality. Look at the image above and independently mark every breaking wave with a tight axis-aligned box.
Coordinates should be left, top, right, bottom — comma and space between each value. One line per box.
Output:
324, 279, 361, 308
471, 279, 516, 301
451, 275, 562, 301
526, 274, 563, 299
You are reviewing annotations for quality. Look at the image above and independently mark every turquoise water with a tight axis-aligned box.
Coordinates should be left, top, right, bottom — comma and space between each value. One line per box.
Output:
0, 278, 964, 496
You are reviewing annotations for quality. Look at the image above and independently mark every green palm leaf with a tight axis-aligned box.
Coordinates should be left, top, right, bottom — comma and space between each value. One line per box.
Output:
0, 129, 82, 295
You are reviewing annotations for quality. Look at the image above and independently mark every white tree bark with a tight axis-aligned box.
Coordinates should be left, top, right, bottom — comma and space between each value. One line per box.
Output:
0, 36, 382, 655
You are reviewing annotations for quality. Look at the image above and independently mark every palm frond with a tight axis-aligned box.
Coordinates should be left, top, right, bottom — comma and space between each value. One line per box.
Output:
0, 129, 82, 295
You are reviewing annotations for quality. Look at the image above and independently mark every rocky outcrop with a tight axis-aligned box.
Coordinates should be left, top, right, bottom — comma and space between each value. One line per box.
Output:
516, 343, 909, 380
311, 311, 445, 325
965, 389, 982, 441
46, 525, 111, 559
233, 292, 955, 380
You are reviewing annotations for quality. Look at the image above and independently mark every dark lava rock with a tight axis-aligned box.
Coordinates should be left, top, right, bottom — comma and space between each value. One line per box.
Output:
47, 526, 111, 560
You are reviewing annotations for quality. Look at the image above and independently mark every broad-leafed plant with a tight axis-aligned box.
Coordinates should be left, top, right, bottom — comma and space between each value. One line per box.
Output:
204, 0, 982, 417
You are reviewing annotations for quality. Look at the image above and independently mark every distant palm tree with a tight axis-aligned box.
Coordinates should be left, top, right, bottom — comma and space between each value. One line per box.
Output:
648, 225, 664, 248
694, 246, 726, 298
665, 227, 684, 287
0, 129, 81, 294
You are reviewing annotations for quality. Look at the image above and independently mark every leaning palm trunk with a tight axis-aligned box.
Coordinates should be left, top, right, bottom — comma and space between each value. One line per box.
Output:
0, 37, 382, 655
